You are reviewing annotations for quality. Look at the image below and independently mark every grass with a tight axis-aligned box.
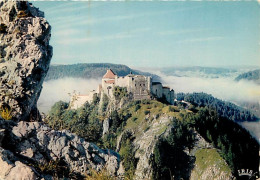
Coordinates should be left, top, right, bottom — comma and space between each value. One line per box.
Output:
0, 106, 12, 120
85, 169, 114, 180
193, 148, 232, 178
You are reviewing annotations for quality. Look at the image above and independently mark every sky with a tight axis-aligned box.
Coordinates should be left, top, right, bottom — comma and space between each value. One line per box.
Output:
32, 1, 260, 68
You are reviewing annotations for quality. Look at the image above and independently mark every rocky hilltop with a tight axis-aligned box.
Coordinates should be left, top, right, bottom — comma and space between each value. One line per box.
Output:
0, 1, 258, 180
0, 0, 52, 121
0, 1, 120, 179
0, 120, 120, 179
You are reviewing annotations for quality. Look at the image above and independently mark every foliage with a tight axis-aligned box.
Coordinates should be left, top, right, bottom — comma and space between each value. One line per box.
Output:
119, 132, 138, 179
45, 63, 160, 81
193, 149, 232, 178
17, 10, 29, 18
113, 86, 128, 99
176, 92, 258, 121
0, 106, 12, 120
101, 94, 109, 112
0, 23, 7, 33
32, 159, 83, 179
151, 118, 195, 180
85, 169, 114, 180
188, 107, 259, 175
47, 101, 102, 144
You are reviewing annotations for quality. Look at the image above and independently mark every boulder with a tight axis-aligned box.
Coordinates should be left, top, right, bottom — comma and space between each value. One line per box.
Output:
0, 120, 120, 179
0, 0, 52, 121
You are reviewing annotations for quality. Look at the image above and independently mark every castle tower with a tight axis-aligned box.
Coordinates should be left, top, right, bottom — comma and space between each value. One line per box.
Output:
102, 69, 117, 97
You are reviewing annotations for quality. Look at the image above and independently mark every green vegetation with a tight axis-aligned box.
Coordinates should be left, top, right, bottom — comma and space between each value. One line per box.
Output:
47, 96, 259, 179
0, 106, 12, 120
47, 100, 102, 144
119, 132, 138, 179
31, 159, 83, 179
85, 169, 114, 180
177, 92, 258, 121
101, 94, 109, 113
194, 149, 231, 178
151, 118, 195, 180
0, 23, 7, 33
184, 107, 259, 175
113, 86, 128, 99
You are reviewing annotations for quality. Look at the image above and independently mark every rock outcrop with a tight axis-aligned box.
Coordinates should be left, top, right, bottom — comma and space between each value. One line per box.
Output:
0, 0, 52, 121
0, 120, 120, 179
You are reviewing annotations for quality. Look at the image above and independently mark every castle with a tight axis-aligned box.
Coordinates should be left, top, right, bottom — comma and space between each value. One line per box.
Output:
70, 69, 174, 109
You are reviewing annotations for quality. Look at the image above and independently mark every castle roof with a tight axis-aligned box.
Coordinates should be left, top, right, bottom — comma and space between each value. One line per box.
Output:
103, 69, 116, 79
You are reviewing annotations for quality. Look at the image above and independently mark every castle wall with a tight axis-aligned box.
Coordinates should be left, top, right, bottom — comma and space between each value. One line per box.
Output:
152, 83, 163, 98
69, 69, 174, 109
129, 75, 151, 100
115, 76, 130, 88
70, 92, 96, 109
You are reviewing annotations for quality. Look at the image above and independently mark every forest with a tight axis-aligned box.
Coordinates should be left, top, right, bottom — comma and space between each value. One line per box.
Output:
46, 95, 259, 179
176, 92, 259, 122
45, 63, 160, 81
235, 69, 260, 84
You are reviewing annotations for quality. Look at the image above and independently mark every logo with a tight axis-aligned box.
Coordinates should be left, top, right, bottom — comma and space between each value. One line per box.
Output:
237, 169, 259, 180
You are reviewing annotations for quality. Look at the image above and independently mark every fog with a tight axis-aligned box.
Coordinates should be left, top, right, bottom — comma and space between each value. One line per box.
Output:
239, 121, 260, 142
152, 70, 260, 104
38, 78, 100, 113
38, 72, 260, 141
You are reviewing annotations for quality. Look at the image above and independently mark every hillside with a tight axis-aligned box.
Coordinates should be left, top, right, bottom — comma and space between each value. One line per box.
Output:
162, 66, 240, 78
176, 92, 259, 121
45, 63, 160, 81
46, 94, 259, 179
235, 69, 260, 84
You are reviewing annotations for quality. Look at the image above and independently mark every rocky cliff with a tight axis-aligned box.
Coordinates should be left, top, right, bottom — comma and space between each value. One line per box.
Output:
0, 0, 52, 121
0, 120, 120, 179
0, 1, 120, 179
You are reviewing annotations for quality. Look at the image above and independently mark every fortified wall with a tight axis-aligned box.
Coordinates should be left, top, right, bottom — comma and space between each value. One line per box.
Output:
70, 69, 174, 109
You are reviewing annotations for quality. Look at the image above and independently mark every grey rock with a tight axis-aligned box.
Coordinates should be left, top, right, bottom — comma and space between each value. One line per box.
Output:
0, 0, 52, 121
0, 121, 120, 179
0, 147, 39, 180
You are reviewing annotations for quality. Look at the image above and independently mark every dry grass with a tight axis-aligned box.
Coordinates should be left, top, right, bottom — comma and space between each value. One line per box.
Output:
85, 169, 114, 180
0, 106, 12, 120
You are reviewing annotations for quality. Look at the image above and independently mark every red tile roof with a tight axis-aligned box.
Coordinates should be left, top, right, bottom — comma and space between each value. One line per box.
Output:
103, 69, 116, 79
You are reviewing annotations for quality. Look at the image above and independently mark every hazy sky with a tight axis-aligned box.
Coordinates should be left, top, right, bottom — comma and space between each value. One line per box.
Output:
33, 1, 260, 68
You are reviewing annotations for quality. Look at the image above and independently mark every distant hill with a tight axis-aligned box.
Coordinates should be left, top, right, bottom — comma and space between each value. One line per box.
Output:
176, 92, 259, 122
235, 69, 260, 84
45, 63, 160, 81
161, 66, 240, 78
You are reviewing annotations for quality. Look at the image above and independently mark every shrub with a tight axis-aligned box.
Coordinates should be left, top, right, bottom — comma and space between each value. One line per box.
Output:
119, 137, 137, 179
85, 169, 114, 180
0, 106, 12, 120
101, 94, 109, 112
32, 159, 83, 179
113, 86, 128, 99
134, 104, 141, 111
17, 10, 29, 18
0, 23, 7, 33
144, 110, 150, 115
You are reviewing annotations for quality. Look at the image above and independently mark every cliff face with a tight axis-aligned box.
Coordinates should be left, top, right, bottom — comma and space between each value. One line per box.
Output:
0, 120, 120, 179
0, 0, 52, 121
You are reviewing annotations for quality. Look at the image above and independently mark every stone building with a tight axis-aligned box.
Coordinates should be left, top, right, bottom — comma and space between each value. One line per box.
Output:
70, 69, 174, 109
